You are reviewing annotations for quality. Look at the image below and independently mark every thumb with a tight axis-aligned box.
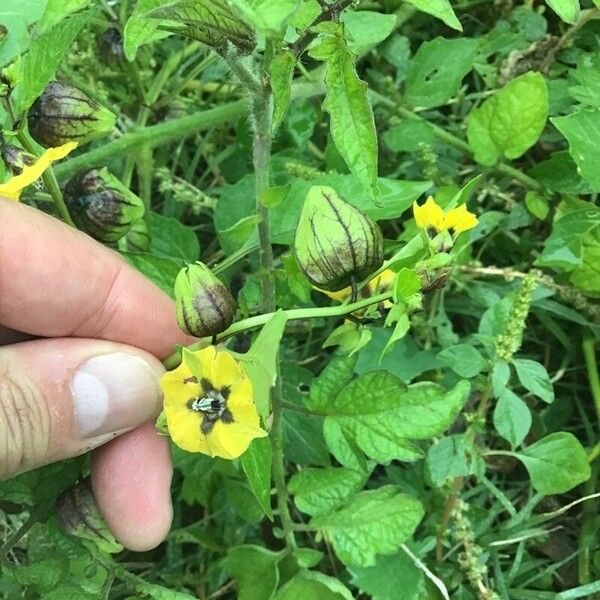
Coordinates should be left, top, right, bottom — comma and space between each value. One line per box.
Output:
0, 337, 164, 479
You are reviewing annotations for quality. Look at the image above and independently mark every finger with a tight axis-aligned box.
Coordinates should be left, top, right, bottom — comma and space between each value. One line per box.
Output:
91, 424, 172, 551
0, 338, 163, 479
0, 199, 193, 358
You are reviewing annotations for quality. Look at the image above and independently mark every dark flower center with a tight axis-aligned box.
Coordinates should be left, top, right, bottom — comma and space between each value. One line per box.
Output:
185, 376, 234, 434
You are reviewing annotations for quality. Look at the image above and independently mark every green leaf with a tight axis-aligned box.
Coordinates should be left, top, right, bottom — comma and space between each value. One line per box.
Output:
537, 206, 600, 270
513, 358, 554, 403
349, 550, 426, 600
273, 570, 353, 600
126, 580, 198, 600
309, 24, 379, 201
392, 268, 421, 303
438, 344, 486, 378
514, 432, 591, 495
0, 0, 46, 68
270, 50, 296, 132
406, 37, 478, 109
323, 322, 372, 356
493, 389, 531, 448
239, 311, 289, 419
147, 212, 200, 264
38, 0, 92, 33
570, 226, 600, 295
122, 253, 181, 298
289, 467, 364, 516
426, 434, 481, 487
467, 71, 548, 166
124, 0, 170, 61
383, 120, 436, 153
222, 546, 280, 600
491, 360, 511, 398
524, 191, 550, 220
545, 0, 580, 24
552, 109, 600, 191
307, 355, 357, 413
380, 308, 411, 360
241, 436, 273, 520
309, 485, 424, 566
323, 419, 369, 472
11, 10, 92, 113
229, 0, 300, 34
404, 0, 462, 31
529, 151, 592, 195
569, 52, 600, 108
341, 11, 397, 55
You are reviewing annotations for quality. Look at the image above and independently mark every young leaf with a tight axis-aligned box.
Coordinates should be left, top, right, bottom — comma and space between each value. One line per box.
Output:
323, 322, 372, 356
438, 344, 486, 379
309, 485, 424, 566
513, 358, 554, 403
241, 436, 273, 520
341, 11, 397, 55
288, 467, 364, 516
405, 37, 478, 109
545, 0, 580, 24
274, 570, 354, 600
514, 432, 591, 495
124, 0, 170, 61
467, 71, 548, 166
552, 109, 600, 191
404, 0, 462, 31
309, 24, 379, 201
493, 389, 531, 448
222, 545, 281, 600
270, 50, 296, 132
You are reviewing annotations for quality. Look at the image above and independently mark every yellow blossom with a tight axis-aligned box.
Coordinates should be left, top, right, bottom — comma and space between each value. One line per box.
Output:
412, 196, 478, 236
0, 141, 77, 201
319, 268, 396, 308
160, 346, 267, 459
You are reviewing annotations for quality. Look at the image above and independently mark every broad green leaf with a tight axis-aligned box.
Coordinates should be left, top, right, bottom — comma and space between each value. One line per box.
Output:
552, 109, 600, 191
274, 570, 353, 600
405, 37, 478, 109
570, 227, 600, 295
239, 311, 289, 419
467, 71, 548, 166
545, 0, 580, 24
294, 548, 324, 569
309, 24, 379, 201
569, 52, 600, 108
493, 389, 531, 448
341, 11, 397, 55
222, 546, 280, 600
323, 419, 369, 472
224, 479, 264, 523
289, 467, 364, 516
307, 354, 357, 412
38, 0, 91, 33
309, 485, 424, 566
147, 212, 200, 264
491, 360, 511, 398
524, 191, 550, 220
349, 550, 426, 600
323, 322, 372, 356
0, 0, 46, 68
241, 436, 273, 519
426, 434, 481, 487
438, 344, 486, 378
383, 120, 436, 153
528, 151, 592, 195
124, 0, 170, 61
514, 432, 591, 495
404, 0, 462, 31
7, 558, 66, 593
270, 50, 296, 132
229, 0, 300, 34
122, 253, 181, 297
392, 268, 421, 303
537, 206, 600, 270
11, 11, 92, 113
513, 358, 554, 403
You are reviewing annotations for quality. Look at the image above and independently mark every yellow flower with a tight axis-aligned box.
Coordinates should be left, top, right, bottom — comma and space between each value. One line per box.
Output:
412, 196, 478, 236
319, 268, 396, 308
0, 141, 77, 201
160, 346, 267, 459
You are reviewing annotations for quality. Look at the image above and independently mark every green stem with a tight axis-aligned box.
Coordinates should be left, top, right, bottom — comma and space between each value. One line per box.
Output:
163, 291, 391, 370
16, 132, 75, 226
582, 337, 600, 424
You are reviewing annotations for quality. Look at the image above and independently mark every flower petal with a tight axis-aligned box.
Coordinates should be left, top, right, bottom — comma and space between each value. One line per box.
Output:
316, 285, 352, 302
209, 420, 267, 459
210, 349, 243, 389
167, 408, 210, 454
0, 141, 77, 201
413, 196, 445, 232
444, 203, 478, 235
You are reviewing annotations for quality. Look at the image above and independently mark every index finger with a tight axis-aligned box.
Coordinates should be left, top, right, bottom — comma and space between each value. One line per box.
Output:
0, 199, 193, 358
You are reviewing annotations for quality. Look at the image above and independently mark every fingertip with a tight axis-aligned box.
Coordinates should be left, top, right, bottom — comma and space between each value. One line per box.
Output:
91, 423, 173, 551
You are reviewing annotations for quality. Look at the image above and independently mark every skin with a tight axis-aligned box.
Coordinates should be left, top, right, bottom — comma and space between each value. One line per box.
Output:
0, 198, 194, 551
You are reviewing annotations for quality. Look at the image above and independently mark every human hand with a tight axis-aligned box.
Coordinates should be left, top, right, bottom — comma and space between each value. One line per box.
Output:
0, 198, 192, 550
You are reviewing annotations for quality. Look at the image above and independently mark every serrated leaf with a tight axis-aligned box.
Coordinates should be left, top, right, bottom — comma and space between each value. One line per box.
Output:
222, 545, 280, 600
323, 419, 369, 472
513, 358, 554, 403
493, 389, 531, 448
467, 71, 548, 166
309, 485, 424, 566
241, 436, 273, 520
404, 0, 462, 31
309, 25, 379, 201
552, 109, 600, 191
229, 0, 300, 34
514, 432, 591, 495
307, 354, 357, 412
289, 467, 364, 516
406, 37, 478, 109
545, 0, 580, 24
